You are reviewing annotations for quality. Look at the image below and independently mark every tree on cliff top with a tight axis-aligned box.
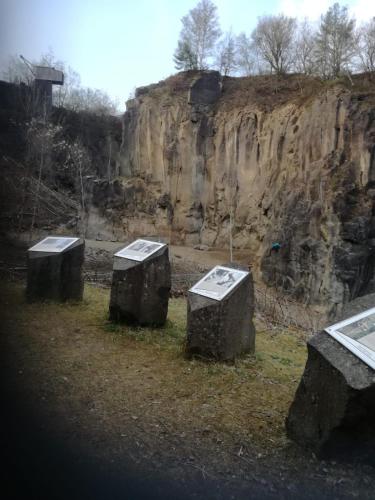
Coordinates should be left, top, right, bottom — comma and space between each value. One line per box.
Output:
173, 40, 198, 70
314, 3, 356, 78
235, 33, 257, 76
215, 30, 237, 76
357, 17, 375, 72
175, 0, 221, 70
294, 19, 316, 75
251, 14, 297, 75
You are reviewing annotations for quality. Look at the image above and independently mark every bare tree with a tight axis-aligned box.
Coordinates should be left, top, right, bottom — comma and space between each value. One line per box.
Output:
315, 3, 356, 79
66, 140, 90, 228
357, 17, 375, 72
41, 50, 117, 112
236, 33, 257, 76
23, 49, 82, 109
215, 30, 237, 76
294, 19, 316, 74
27, 113, 64, 240
1, 54, 33, 84
54, 66, 81, 108
65, 86, 118, 115
251, 14, 297, 75
176, 0, 221, 70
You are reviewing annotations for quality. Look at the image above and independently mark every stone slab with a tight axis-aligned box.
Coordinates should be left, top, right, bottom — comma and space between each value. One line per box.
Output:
186, 264, 255, 361
26, 238, 85, 302
286, 330, 375, 459
109, 244, 171, 326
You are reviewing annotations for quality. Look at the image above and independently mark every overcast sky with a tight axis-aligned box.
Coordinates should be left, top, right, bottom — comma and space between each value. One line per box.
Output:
1, 0, 374, 112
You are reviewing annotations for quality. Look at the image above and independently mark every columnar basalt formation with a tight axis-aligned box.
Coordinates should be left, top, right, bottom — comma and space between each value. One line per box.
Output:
87, 71, 375, 310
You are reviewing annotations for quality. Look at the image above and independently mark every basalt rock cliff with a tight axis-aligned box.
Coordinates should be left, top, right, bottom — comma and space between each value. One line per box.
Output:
88, 71, 375, 312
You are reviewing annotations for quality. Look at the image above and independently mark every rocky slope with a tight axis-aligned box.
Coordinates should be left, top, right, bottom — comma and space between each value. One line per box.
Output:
0, 80, 121, 236
88, 71, 375, 312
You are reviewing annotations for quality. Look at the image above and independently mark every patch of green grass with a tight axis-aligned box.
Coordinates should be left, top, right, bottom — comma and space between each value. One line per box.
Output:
103, 321, 123, 334
271, 354, 292, 366
255, 351, 266, 362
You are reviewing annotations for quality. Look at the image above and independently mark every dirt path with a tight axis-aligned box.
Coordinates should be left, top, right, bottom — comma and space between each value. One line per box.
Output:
84, 239, 324, 330
85, 239, 251, 271
1, 282, 374, 499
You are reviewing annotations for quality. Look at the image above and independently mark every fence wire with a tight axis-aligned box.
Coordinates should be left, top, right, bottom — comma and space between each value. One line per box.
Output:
4, 264, 323, 333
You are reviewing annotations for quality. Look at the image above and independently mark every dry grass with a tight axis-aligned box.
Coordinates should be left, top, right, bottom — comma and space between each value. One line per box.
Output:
147, 72, 375, 117
4, 282, 375, 498
1, 282, 307, 460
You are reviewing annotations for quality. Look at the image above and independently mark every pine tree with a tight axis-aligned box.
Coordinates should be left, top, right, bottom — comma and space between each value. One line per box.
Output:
173, 40, 198, 71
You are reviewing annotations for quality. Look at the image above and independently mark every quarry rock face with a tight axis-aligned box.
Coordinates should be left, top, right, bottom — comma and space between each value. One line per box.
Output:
26, 239, 85, 302
188, 71, 221, 105
286, 332, 375, 459
186, 264, 255, 361
87, 71, 375, 311
333, 292, 375, 321
109, 244, 171, 326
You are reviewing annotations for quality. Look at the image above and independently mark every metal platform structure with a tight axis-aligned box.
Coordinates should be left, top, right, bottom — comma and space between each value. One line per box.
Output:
20, 55, 64, 114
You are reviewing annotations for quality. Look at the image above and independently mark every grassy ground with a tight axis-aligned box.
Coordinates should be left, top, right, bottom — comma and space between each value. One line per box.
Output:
2, 283, 307, 449
1, 282, 374, 499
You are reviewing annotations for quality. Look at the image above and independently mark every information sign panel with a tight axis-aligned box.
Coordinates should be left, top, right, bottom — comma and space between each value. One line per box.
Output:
29, 237, 79, 253
325, 307, 375, 370
114, 239, 166, 262
189, 265, 249, 301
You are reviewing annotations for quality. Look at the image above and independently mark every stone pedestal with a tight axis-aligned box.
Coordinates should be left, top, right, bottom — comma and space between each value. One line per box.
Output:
186, 265, 255, 361
286, 332, 375, 459
109, 245, 171, 327
26, 239, 85, 302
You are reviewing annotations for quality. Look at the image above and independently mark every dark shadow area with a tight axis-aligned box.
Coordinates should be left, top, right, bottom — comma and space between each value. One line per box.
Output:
0, 335, 272, 500
0, 365, 186, 500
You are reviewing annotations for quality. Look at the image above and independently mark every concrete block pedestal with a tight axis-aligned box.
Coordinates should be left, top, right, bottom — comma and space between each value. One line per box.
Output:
26, 236, 84, 302
109, 241, 171, 327
186, 264, 255, 361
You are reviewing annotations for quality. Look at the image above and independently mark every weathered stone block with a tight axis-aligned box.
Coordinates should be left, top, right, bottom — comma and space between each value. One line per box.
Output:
26, 238, 84, 302
186, 264, 255, 361
109, 244, 171, 326
286, 331, 375, 459
188, 71, 221, 105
